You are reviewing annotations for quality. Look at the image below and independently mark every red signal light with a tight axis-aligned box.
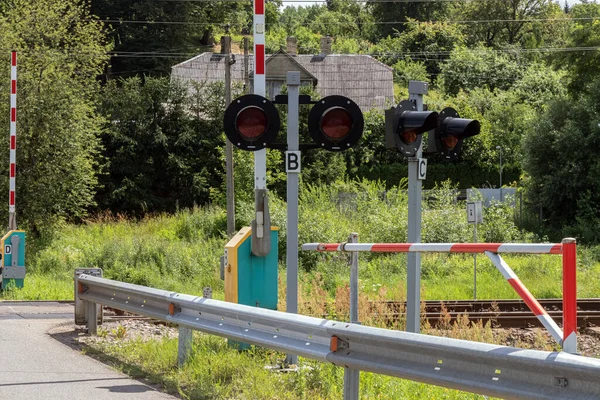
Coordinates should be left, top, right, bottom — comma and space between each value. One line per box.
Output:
236, 107, 267, 139
442, 135, 459, 150
308, 96, 364, 151
400, 130, 418, 145
385, 100, 438, 157
320, 107, 353, 140
223, 94, 280, 151
429, 107, 481, 160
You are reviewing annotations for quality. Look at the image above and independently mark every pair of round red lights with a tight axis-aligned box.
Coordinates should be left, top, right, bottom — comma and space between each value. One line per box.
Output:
224, 94, 364, 152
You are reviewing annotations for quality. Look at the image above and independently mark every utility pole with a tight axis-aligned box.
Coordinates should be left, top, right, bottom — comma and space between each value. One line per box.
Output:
223, 31, 236, 236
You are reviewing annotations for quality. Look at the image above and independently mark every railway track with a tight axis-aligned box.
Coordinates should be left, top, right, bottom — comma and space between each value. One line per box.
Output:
105, 299, 600, 329
378, 298, 600, 328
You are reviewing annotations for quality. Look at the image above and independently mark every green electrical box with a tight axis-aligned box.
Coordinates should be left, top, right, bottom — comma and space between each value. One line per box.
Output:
1, 230, 26, 290
224, 227, 278, 349
224, 227, 278, 309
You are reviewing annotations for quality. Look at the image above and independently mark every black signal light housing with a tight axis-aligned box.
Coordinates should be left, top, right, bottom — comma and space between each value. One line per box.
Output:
223, 94, 281, 151
385, 100, 438, 157
308, 95, 364, 151
429, 107, 481, 161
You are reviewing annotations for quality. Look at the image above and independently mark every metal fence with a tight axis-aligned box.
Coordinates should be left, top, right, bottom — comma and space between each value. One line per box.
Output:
76, 273, 600, 400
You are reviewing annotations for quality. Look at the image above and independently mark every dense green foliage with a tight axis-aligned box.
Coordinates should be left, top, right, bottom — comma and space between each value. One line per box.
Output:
0, 0, 598, 240
97, 77, 227, 214
0, 0, 108, 234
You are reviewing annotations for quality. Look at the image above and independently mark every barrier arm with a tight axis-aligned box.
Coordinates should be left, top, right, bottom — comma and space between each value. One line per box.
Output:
302, 239, 577, 354
485, 251, 564, 347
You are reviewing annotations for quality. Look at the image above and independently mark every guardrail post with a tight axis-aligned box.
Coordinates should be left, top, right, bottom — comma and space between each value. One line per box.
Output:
178, 288, 212, 366
343, 232, 360, 400
86, 299, 97, 335
177, 326, 193, 367
562, 237, 577, 354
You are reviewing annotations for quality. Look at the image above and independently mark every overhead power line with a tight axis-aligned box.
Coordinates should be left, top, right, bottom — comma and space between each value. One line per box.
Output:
85, 16, 600, 26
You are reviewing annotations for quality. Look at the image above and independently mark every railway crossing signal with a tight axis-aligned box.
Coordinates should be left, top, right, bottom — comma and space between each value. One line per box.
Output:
385, 100, 438, 157
428, 107, 481, 161
224, 94, 364, 152
223, 94, 281, 151
307, 95, 364, 151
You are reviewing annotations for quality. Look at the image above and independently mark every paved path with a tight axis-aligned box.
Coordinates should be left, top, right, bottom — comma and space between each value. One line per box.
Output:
0, 301, 178, 400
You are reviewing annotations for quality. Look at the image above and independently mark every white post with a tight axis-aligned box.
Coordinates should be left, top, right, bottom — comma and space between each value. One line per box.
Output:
253, 0, 267, 192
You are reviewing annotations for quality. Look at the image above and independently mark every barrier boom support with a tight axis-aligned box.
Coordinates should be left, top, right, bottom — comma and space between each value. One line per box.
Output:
302, 239, 577, 353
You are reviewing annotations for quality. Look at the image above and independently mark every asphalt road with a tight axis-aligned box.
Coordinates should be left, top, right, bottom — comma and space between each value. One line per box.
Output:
0, 301, 178, 400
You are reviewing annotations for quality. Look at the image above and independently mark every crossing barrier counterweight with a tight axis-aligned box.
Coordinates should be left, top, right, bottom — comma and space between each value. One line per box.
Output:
302, 238, 578, 354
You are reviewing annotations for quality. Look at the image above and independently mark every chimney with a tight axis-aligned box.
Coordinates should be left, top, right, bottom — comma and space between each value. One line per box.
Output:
286, 36, 297, 56
320, 36, 333, 55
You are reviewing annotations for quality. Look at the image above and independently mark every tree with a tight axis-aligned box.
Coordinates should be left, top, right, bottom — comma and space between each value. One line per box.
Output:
368, 0, 449, 39
0, 0, 109, 233
90, 0, 263, 78
437, 46, 526, 96
555, 2, 600, 94
522, 79, 600, 242
452, 0, 561, 47
372, 21, 465, 76
97, 77, 226, 215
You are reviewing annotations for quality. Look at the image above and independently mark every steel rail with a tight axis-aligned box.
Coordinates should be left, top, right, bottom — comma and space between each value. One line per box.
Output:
76, 274, 600, 400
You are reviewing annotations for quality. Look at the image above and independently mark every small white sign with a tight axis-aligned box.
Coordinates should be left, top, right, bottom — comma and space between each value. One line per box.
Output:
286, 151, 301, 173
417, 158, 427, 180
4, 245, 11, 255
467, 201, 483, 224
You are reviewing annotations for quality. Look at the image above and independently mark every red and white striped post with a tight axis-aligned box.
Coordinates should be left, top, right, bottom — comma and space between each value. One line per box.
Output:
562, 237, 577, 354
253, 0, 266, 188
8, 51, 17, 230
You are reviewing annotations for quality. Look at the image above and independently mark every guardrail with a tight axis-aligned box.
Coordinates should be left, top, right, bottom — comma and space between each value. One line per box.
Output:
302, 239, 577, 354
75, 274, 600, 400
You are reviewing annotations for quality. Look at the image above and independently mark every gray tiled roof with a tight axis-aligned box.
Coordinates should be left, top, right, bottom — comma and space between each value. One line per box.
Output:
171, 53, 394, 111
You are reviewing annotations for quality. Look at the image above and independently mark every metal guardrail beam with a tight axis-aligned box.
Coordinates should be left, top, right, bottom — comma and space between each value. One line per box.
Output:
76, 274, 600, 400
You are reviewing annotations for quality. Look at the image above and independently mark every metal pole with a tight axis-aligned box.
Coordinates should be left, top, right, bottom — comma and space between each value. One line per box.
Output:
223, 35, 235, 236
497, 146, 503, 202
349, 232, 359, 324
285, 71, 300, 366
8, 51, 17, 230
406, 81, 426, 333
343, 232, 360, 400
243, 37, 249, 89
473, 223, 477, 300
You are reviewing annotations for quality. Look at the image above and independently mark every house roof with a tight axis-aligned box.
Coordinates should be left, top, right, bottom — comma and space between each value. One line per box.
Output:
171, 52, 394, 111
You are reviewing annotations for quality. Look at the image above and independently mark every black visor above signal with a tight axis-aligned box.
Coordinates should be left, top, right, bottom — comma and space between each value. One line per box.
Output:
429, 107, 481, 160
223, 94, 281, 151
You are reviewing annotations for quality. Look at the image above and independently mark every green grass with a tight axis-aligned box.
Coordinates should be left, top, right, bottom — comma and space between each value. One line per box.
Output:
85, 331, 495, 400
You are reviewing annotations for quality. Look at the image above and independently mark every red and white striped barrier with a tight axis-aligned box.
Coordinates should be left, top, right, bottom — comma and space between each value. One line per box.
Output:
302, 242, 562, 254
8, 51, 17, 230
302, 238, 578, 354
